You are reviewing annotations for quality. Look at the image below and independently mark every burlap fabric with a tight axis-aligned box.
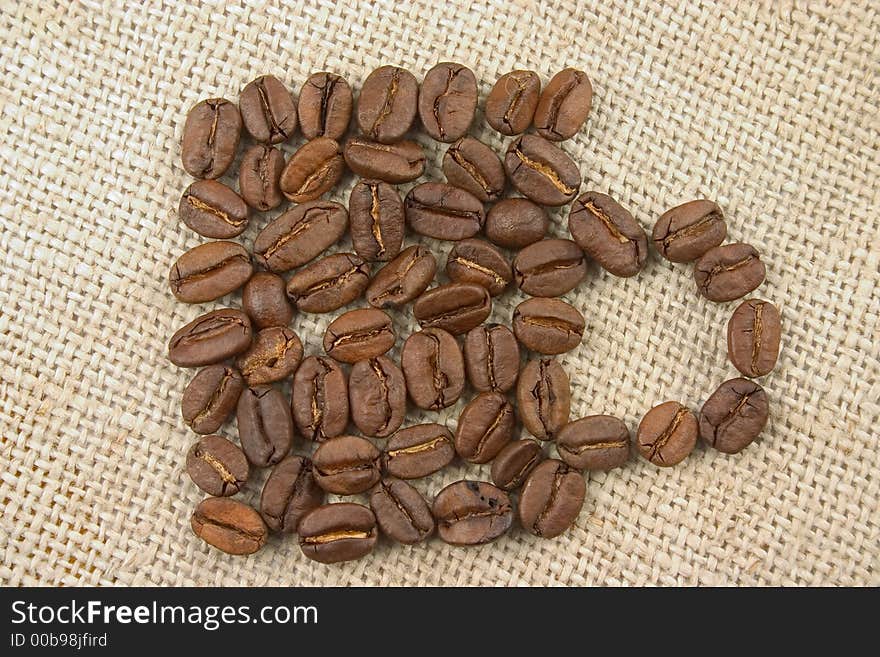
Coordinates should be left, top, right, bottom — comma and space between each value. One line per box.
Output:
1, 0, 877, 587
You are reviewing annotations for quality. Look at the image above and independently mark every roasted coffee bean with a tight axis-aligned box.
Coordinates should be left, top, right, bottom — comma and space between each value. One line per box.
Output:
236, 385, 294, 467
298, 72, 353, 141
181, 98, 241, 179
383, 424, 455, 479
235, 326, 303, 386
348, 180, 405, 262
636, 401, 698, 467
169, 241, 253, 303
179, 180, 249, 239
652, 199, 726, 263
413, 283, 491, 335
260, 455, 325, 533
700, 378, 769, 454
279, 136, 344, 203
344, 138, 426, 183
694, 243, 766, 302
312, 435, 382, 495
291, 355, 349, 441
513, 297, 585, 355
168, 308, 252, 368
504, 134, 580, 206
533, 68, 593, 141
557, 415, 630, 471
239, 144, 285, 212
454, 392, 515, 464
370, 478, 435, 544
186, 434, 249, 497
242, 272, 293, 329
366, 245, 437, 309
518, 459, 585, 538
286, 253, 370, 313
569, 192, 648, 277
357, 65, 419, 143
253, 200, 348, 272
298, 503, 378, 563
513, 238, 587, 297
516, 358, 571, 440
181, 365, 245, 434
418, 62, 477, 142
401, 328, 465, 410
485, 197, 549, 248
491, 439, 543, 490
349, 356, 407, 438
442, 136, 505, 202
323, 308, 395, 364
239, 75, 297, 144
405, 182, 485, 241
485, 69, 541, 136
191, 497, 267, 555
463, 324, 520, 393
727, 299, 781, 377
432, 481, 513, 546
446, 239, 512, 296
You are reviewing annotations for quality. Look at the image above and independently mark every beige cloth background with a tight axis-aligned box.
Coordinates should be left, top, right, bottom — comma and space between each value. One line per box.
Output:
1, 0, 877, 586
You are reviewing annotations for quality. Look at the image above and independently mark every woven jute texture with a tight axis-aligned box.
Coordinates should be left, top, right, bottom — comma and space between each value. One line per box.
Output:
1, 0, 877, 586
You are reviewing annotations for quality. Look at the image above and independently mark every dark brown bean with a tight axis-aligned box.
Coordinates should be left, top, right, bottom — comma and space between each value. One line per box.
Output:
168, 309, 252, 368
516, 358, 571, 440
446, 239, 512, 296
652, 199, 727, 262
279, 136, 344, 203
298, 72, 352, 141
533, 68, 593, 141
181, 98, 241, 179
239, 144, 285, 212
513, 238, 587, 297
179, 180, 249, 239
413, 283, 491, 335
418, 62, 477, 142
401, 328, 465, 410
235, 326, 303, 386
504, 134, 580, 206
242, 272, 293, 329
169, 241, 252, 304
357, 65, 419, 143
454, 392, 515, 464
442, 136, 505, 202
370, 478, 435, 544
291, 355, 349, 442
463, 323, 520, 393
349, 356, 407, 438
694, 243, 766, 302
285, 253, 370, 313
323, 308, 395, 364
569, 191, 648, 277
191, 497, 267, 555
491, 439, 543, 490
432, 480, 513, 546
181, 365, 245, 434
727, 299, 781, 377
312, 435, 382, 495
700, 378, 769, 454
383, 424, 455, 479
513, 297, 585, 355
405, 182, 485, 241
253, 200, 348, 272
557, 416, 630, 471
636, 401, 698, 467
239, 75, 297, 143
348, 179, 405, 262
518, 459, 585, 538
260, 455, 325, 533
298, 503, 378, 563
484, 197, 549, 249
186, 435, 249, 497
236, 385, 294, 467
366, 245, 437, 309
485, 70, 541, 136
344, 138, 426, 183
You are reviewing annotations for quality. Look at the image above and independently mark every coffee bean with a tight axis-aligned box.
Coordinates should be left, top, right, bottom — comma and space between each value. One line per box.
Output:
463, 323, 520, 393
349, 356, 407, 438
446, 239, 512, 296
279, 136, 344, 203
504, 134, 580, 206
636, 401, 698, 467
556, 415, 630, 471
298, 503, 378, 563
291, 355, 349, 441
454, 391, 515, 464
239, 144, 285, 212
181, 98, 241, 179
168, 308, 252, 368
348, 179, 405, 262
569, 192, 648, 277
516, 358, 571, 440
418, 62, 478, 142
432, 480, 513, 546
405, 182, 485, 241
242, 272, 293, 329
357, 65, 419, 143
323, 308, 395, 364
652, 199, 726, 263
485, 69, 541, 136
485, 197, 549, 249
169, 241, 253, 303
700, 378, 769, 454
491, 439, 543, 490
286, 253, 370, 313
253, 200, 348, 272
179, 180, 249, 239
191, 497, 268, 555
442, 136, 505, 202
344, 137, 426, 183
518, 459, 585, 538
366, 245, 437, 309
513, 238, 587, 297
513, 297, 585, 354
298, 72, 353, 141
727, 299, 781, 377
181, 365, 245, 434
236, 385, 294, 467
694, 243, 766, 302
383, 424, 455, 479
401, 328, 465, 410
239, 75, 297, 144
312, 435, 382, 495
260, 455, 325, 533
235, 326, 303, 386
533, 68, 592, 141
370, 478, 435, 544
413, 283, 491, 335
186, 434, 249, 497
